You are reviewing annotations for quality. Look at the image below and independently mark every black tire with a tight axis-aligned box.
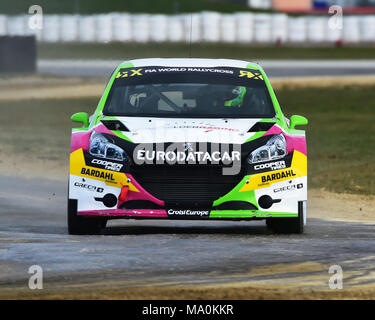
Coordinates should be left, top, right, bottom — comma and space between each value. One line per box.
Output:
67, 199, 105, 235
100, 219, 108, 229
266, 202, 305, 234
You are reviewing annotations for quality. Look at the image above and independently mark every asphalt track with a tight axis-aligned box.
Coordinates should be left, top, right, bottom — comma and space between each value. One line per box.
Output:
1, 175, 374, 298
38, 59, 375, 78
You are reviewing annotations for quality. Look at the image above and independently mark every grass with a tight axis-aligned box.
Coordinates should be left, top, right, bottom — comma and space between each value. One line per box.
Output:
277, 85, 375, 195
0, 97, 95, 165
38, 43, 375, 61
1, 84, 374, 195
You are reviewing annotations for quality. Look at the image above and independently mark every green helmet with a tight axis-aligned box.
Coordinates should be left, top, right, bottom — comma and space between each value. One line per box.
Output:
224, 86, 246, 107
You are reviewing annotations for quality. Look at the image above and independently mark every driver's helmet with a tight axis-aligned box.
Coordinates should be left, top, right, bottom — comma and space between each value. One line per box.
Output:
224, 86, 247, 107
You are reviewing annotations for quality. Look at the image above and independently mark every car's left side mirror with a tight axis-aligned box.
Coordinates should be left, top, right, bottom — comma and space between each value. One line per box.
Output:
71, 112, 89, 129
290, 115, 308, 130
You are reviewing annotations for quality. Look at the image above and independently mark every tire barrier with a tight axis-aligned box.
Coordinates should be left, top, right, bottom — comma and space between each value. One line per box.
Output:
2, 12, 375, 44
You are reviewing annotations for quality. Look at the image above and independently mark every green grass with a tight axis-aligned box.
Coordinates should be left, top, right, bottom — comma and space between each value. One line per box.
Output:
277, 85, 375, 195
1, 85, 374, 194
38, 43, 375, 60
1, 0, 259, 15
0, 98, 96, 164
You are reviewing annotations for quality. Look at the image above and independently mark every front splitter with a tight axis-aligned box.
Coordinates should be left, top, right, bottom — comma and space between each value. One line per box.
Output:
78, 209, 298, 219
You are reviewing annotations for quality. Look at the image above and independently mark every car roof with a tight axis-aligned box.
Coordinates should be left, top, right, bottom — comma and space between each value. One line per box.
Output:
118, 58, 261, 70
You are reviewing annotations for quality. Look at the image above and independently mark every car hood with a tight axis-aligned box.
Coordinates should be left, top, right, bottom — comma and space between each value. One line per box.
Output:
102, 117, 274, 144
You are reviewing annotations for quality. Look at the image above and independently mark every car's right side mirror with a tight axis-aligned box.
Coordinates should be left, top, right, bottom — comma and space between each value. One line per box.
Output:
71, 112, 89, 129
290, 115, 308, 130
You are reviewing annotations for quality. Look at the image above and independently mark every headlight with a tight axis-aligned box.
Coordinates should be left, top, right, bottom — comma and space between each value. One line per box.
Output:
247, 134, 287, 164
89, 132, 127, 162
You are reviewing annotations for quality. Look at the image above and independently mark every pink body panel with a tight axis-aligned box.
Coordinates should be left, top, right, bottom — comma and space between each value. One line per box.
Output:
78, 209, 168, 217
117, 174, 165, 208
263, 126, 307, 156
70, 124, 116, 153
70, 131, 91, 153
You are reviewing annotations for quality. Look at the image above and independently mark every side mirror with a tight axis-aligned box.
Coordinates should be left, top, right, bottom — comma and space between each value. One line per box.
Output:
71, 112, 89, 128
290, 115, 308, 130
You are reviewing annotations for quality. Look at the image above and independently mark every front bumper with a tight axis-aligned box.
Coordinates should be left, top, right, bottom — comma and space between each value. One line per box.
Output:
69, 148, 307, 219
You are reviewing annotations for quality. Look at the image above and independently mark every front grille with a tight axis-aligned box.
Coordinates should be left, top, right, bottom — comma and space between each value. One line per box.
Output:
131, 165, 242, 207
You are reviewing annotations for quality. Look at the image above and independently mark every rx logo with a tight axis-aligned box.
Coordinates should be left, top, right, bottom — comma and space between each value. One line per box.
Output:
239, 70, 263, 80
116, 68, 143, 78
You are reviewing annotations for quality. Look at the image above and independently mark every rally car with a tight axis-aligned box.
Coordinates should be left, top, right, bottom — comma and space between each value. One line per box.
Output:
68, 58, 308, 235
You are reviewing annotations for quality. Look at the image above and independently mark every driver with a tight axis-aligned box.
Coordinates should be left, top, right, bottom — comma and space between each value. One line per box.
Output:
223, 86, 247, 107
195, 85, 247, 113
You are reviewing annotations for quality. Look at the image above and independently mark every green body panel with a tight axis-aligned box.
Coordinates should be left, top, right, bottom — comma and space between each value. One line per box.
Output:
213, 175, 258, 209
244, 118, 279, 142
82, 63, 136, 139
100, 116, 118, 121
245, 131, 265, 143
290, 115, 308, 129
243, 64, 307, 139
246, 63, 288, 130
100, 115, 133, 142
71, 112, 89, 128
210, 210, 298, 218
89, 62, 135, 129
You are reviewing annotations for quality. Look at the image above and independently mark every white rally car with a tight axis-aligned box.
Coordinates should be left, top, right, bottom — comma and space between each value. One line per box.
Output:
68, 58, 308, 234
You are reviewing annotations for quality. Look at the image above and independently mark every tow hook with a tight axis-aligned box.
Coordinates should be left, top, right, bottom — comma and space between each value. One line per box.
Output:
119, 184, 129, 202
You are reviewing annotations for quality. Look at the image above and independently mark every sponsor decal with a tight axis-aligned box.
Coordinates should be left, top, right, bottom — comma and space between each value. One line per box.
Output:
136, 149, 240, 164
143, 67, 234, 74
167, 209, 210, 217
116, 68, 143, 78
91, 159, 123, 172
133, 143, 242, 174
274, 183, 304, 193
172, 125, 240, 132
240, 151, 307, 192
74, 181, 104, 193
71, 149, 139, 190
261, 169, 296, 183
81, 168, 115, 181
239, 70, 263, 80
254, 160, 286, 171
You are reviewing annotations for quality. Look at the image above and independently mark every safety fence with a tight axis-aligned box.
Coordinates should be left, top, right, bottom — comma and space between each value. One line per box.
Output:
1, 12, 374, 44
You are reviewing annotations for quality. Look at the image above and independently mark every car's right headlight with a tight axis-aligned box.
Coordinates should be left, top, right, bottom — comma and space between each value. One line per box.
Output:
247, 134, 287, 164
89, 131, 127, 162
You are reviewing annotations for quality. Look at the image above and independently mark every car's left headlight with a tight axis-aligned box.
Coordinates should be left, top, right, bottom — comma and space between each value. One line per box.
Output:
247, 134, 287, 164
89, 131, 127, 161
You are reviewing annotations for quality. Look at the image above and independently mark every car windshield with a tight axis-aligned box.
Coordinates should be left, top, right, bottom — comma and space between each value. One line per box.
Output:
104, 66, 275, 118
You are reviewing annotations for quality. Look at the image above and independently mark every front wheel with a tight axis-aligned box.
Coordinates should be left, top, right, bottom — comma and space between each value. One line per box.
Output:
266, 201, 306, 234
67, 199, 106, 235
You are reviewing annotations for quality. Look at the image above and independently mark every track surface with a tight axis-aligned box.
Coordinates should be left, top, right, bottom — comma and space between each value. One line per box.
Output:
1, 175, 374, 297
38, 59, 375, 78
